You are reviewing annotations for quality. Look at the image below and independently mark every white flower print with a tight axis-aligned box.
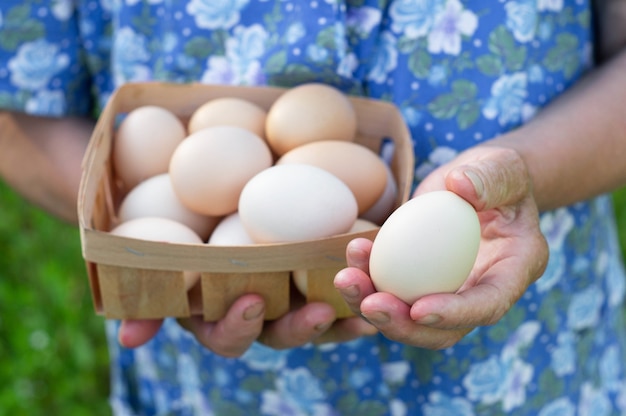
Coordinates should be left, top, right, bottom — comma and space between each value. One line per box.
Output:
566, 285, 605, 331
422, 391, 474, 416
367, 31, 398, 83
505, 0, 537, 43
112, 27, 151, 85
52, 0, 73, 21
538, 0, 564, 12
550, 331, 576, 376
415, 146, 458, 181
25, 89, 66, 116
389, 0, 447, 39
346, 6, 382, 38
482, 72, 528, 126
186, 0, 250, 30
599, 345, 622, 392
538, 397, 576, 416
579, 383, 612, 416
427, 0, 478, 55
8, 39, 70, 90
541, 208, 576, 249
502, 358, 534, 412
381, 361, 411, 385
240, 342, 288, 371
260, 368, 332, 416
201, 24, 268, 85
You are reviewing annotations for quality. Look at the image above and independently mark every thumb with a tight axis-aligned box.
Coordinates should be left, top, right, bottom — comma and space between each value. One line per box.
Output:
444, 147, 531, 212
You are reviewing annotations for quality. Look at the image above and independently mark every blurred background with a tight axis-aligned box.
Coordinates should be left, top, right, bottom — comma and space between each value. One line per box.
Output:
1, 179, 625, 415
0, 181, 109, 415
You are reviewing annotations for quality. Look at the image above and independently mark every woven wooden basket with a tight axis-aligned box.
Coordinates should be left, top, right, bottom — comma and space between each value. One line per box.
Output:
78, 82, 414, 321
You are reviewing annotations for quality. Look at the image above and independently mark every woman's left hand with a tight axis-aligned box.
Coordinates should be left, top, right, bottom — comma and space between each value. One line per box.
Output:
334, 145, 549, 350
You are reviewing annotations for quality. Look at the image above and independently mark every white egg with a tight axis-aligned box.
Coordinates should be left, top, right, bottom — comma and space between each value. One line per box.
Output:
238, 164, 358, 243
369, 191, 480, 304
208, 213, 255, 246
109, 217, 203, 290
117, 173, 220, 240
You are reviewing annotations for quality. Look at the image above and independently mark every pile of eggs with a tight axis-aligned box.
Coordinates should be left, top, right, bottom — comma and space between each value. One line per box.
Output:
109, 83, 398, 250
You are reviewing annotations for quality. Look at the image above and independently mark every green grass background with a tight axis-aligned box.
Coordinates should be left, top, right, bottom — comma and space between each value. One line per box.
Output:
0, 181, 110, 415
1, 180, 626, 414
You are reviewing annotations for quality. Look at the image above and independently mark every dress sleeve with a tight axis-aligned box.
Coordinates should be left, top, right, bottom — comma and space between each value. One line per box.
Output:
0, 1, 93, 117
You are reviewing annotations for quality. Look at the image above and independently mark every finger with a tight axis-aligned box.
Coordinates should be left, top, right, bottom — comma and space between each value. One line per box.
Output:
345, 237, 373, 273
334, 266, 377, 316
178, 293, 265, 358
360, 292, 470, 350
313, 316, 378, 344
445, 147, 531, 211
118, 319, 163, 348
258, 302, 336, 349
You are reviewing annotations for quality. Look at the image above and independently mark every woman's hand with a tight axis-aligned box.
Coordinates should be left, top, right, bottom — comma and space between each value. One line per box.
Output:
117, 290, 377, 357
334, 145, 549, 350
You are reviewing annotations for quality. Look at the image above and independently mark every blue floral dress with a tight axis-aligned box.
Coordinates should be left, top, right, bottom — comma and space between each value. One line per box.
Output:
2, 1, 626, 415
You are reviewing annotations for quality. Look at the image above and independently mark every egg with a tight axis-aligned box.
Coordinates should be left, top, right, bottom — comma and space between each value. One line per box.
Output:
187, 97, 267, 139
238, 164, 358, 243
369, 191, 480, 304
109, 217, 203, 290
276, 140, 388, 214
117, 173, 220, 240
112, 105, 186, 190
208, 213, 255, 246
265, 83, 357, 155
169, 126, 273, 216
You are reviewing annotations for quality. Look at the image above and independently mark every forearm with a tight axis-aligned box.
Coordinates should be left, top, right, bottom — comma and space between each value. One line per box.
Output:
0, 112, 94, 223
488, 47, 626, 212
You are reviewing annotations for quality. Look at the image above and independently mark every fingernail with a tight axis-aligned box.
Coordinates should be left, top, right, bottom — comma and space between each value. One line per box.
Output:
340, 285, 359, 299
362, 311, 390, 325
314, 321, 333, 332
464, 169, 484, 199
243, 303, 264, 321
416, 314, 442, 325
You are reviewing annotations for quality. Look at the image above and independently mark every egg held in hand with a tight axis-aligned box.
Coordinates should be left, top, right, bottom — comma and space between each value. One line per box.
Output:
369, 191, 480, 304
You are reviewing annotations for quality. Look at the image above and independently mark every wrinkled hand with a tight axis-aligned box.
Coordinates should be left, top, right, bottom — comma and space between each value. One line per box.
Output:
334, 146, 549, 350
117, 285, 376, 357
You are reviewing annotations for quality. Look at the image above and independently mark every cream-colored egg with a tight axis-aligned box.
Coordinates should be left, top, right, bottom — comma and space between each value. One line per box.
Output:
117, 173, 220, 240
369, 191, 480, 304
187, 97, 267, 139
277, 140, 387, 214
238, 164, 358, 243
207, 213, 255, 245
360, 163, 398, 225
109, 217, 203, 290
169, 126, 273, 216
113, 106, 186, 190
265, 83, 357, 155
